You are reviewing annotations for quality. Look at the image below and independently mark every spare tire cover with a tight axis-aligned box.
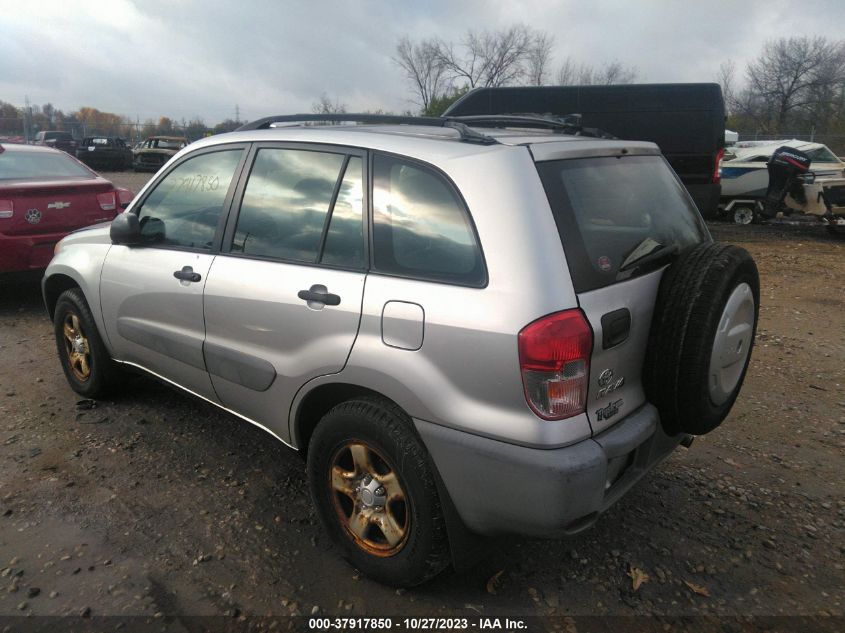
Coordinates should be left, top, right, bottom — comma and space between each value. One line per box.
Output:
644, 242, 760, 435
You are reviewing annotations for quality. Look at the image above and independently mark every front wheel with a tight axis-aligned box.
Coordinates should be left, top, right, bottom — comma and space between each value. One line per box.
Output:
306, 398, 450, 587
53, 288, 120, 398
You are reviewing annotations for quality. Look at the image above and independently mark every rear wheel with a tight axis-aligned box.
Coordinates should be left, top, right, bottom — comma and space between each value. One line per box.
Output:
307, 398, 450, 587
53, 288, 120, 398
644, 242, 759, 435
732, 205, 755, 225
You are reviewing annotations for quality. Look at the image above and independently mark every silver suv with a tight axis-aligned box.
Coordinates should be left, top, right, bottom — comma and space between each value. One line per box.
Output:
43, 114, 759, 587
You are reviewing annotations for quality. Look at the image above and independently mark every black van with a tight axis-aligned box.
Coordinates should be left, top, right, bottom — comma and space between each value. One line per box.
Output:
444, 83, 726, 218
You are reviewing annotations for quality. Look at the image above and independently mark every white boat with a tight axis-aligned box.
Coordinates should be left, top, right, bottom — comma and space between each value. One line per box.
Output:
720, 139, 845, 199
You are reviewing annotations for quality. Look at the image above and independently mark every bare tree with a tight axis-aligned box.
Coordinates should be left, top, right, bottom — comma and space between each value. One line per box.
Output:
555, 58, 637, 85
436, 25, 548, 89
716, 60, 737, 115
556, 57, 593, 85
525, 32, 555, 86
311, 93, 347, 115
742, 36, 845, 133
393, 37, 449, 111
595, 61, 637, 85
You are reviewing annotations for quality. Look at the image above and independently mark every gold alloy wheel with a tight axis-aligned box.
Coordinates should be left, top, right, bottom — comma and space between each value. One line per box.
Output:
329, 441, 410, 557
62, 313, 91, 382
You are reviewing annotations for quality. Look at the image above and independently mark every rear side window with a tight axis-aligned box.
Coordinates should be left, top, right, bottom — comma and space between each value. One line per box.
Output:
372, 154, 485, 286
536, 155, 707, 293
136, 149, 243, 250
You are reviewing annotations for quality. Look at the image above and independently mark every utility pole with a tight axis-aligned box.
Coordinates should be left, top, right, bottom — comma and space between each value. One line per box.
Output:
23, 95, 31, 141
235, 104, 240, 124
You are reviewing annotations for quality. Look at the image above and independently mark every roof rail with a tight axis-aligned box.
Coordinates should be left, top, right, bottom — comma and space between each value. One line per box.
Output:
235, 114, 498, 145
446, 114, 616, 139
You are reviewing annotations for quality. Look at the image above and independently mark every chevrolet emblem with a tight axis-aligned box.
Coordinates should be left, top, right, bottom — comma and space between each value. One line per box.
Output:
47, 201, 71, 209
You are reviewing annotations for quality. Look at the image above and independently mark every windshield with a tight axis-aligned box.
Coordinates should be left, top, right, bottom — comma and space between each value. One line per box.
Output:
536, 154, 708, 292
0, 151, 93, 180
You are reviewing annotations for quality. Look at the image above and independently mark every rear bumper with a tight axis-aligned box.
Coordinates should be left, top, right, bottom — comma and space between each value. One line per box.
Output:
0, 232, 65, 273
415, 403, 686, 538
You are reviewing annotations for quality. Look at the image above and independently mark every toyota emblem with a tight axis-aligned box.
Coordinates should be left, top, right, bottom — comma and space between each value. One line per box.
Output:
25, 209, 42, 224
598, 368, 614, 387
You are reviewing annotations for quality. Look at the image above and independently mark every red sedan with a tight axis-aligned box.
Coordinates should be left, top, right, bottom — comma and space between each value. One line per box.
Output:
0, 143, 133, 274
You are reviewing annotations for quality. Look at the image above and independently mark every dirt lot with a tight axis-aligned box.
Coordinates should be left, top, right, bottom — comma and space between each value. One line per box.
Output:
0, 170, 842, 629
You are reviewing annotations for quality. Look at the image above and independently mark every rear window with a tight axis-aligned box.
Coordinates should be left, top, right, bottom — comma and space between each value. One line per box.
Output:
0, 151, 93, 180
536, 155, 707, 293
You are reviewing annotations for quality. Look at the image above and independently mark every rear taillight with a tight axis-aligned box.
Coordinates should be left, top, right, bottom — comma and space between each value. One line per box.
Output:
713, 148, 725, 184
97, 192, 117, 211
0, 200, 13, 219
518, 309, 593, 420
116, 188, 134, 208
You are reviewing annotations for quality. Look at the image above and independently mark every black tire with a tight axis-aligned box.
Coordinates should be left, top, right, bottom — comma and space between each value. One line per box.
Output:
307, 398, 450, 587
53, 288, 120, 398
644, 242, 760, 436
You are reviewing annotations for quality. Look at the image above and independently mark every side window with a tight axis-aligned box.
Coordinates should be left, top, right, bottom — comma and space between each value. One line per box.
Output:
232, 148, 346, 263
136, 149, 242, 250
320, 157, 364, 268
372, 154, 485, 286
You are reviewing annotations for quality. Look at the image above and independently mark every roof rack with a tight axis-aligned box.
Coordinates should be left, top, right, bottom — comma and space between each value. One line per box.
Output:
235, 114, 498, 145
446, 114, 616, 139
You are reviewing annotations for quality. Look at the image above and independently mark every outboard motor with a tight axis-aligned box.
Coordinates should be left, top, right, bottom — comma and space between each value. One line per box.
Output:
762, 146, 812, 218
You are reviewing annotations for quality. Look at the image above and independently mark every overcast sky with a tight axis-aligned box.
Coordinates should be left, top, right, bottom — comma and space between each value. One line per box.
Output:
2, 0, 845, 124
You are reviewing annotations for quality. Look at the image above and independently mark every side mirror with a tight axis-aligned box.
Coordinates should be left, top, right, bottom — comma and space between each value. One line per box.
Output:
110, 212, 141, 245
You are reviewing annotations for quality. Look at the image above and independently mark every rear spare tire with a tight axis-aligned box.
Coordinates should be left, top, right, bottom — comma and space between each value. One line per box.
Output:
644, 242, 759, 435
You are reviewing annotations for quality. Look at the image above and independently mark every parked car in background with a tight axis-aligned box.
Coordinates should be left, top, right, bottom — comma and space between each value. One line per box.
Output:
33, 130, 78, 154
75, 136, 134, 171
0, 143, 133, 275
133, 136, 188, 172
43, 114, 759, 587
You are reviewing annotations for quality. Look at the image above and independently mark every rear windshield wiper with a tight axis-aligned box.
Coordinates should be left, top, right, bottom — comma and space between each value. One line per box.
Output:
617, 240, 678, 277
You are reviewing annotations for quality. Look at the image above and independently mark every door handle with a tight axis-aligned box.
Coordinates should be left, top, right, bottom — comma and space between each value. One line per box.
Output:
173, 266, 202, 283
298, 284, 341, 307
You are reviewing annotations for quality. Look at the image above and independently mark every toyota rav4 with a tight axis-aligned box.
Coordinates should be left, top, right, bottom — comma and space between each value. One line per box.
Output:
43, 114, 759, 587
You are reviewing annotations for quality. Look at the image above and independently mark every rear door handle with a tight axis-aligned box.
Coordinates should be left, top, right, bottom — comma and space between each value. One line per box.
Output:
173, 266, 202, 283
298, 284, 341, 307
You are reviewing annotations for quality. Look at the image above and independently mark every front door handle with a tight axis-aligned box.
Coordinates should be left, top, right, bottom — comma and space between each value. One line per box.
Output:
173, 266, 202, 283
298, 284, 341, 307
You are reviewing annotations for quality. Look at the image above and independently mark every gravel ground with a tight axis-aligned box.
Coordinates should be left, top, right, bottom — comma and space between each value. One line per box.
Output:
0, 173, 842, 629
